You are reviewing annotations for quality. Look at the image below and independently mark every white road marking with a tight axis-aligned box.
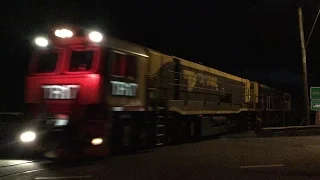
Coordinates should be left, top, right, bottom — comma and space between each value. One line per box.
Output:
2, 169, 45, 178
35, 175, 91, 179
240, 164, 285, 169
21, 169, 45, 174
0, 160, 34, 168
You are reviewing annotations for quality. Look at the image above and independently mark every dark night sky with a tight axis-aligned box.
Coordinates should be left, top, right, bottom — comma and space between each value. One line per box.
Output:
1, 0, 320, 111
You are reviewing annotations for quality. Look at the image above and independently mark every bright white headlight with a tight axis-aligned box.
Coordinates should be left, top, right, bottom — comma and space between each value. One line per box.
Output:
20, 131, 36, 143
91, 138, 103, 145
88, 31, 103, 43
34, 37, 48, 47
55, 28, 73, 38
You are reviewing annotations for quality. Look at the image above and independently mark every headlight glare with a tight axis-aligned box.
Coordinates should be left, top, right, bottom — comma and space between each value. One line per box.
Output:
20, 131, 36, 143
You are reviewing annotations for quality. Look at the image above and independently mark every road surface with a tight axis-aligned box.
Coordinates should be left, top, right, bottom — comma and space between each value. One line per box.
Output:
2, 135, 320, 179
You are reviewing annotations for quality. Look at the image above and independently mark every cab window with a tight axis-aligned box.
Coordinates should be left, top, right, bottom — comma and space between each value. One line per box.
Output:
69, 50, 94, 72
110, 51, 137, 78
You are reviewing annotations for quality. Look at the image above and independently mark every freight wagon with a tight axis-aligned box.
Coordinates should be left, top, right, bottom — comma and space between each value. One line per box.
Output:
20, 25, 291, 158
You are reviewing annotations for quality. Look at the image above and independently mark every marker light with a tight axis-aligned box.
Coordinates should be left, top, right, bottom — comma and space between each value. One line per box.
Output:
20, 131, 36, 143
55, 28, 73, 38
91, 138, 103, 145
34, 37, 48, 47
88, 31, 103, 43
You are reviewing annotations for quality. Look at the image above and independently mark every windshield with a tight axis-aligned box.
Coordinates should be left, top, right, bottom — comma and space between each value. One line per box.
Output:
0, 114, 25, 123
35, 52, 58, 73
69, 50, 94, 72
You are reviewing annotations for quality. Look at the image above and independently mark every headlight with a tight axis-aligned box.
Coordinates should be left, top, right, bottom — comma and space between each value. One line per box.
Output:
20, 131, 36, 143
34, 37, 48, 47
55, 28, 73, 38
88, 31, 103, 43
91, 138, 103, 145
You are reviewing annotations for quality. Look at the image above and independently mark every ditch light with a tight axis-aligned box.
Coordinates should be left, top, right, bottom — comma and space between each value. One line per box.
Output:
20, 131, 36, 143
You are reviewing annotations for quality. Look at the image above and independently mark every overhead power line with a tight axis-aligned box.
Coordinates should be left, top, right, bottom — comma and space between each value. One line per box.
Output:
306, 8, 320, 47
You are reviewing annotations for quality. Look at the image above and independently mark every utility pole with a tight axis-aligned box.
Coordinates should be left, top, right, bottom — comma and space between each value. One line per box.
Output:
298, 7, 310, 125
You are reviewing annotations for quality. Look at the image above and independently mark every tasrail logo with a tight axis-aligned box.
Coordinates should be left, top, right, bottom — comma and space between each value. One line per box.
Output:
42, 85, 80, 99
183, 70, 218, 91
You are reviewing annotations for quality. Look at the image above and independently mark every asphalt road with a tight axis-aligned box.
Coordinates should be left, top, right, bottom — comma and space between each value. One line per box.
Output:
3, 134, 320, 179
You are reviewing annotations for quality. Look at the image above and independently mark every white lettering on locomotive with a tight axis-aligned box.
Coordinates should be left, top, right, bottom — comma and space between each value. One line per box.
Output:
111, 81, 138, 96
42, 85, 80, 99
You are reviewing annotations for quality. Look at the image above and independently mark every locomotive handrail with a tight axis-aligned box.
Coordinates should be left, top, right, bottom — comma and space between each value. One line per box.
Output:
168, 83, 233, 94
147, 72, 242, 96
177, 89, 227, 96
166, 69, 244, 88
148, 70, 244, 88
146, 70, 290, 111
